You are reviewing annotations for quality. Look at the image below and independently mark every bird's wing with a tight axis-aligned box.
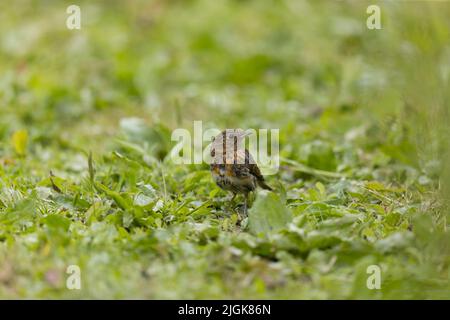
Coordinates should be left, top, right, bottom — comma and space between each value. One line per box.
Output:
243, 149, 261, 177
245, 149, 273, 191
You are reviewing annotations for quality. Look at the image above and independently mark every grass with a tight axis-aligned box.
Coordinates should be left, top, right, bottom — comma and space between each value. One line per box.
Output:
0, 0, 449, 299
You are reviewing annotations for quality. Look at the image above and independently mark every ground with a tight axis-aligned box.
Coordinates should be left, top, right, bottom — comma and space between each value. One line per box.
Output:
0, 1, 449, 299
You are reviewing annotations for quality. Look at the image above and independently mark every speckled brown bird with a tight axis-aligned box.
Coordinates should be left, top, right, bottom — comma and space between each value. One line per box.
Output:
210, 129, 272, 215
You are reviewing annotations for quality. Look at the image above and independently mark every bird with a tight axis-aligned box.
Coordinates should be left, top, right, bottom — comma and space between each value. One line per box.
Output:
210, 129, 272, 216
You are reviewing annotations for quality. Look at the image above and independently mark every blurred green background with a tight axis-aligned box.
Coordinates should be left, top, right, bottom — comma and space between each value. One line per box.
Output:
0, 0, 449, 299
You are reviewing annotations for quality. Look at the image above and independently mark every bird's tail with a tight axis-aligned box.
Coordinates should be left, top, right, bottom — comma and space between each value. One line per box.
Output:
258, 179, 273, 191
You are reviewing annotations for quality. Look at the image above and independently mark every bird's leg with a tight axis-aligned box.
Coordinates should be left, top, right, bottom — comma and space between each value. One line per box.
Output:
243, 193, 248, 217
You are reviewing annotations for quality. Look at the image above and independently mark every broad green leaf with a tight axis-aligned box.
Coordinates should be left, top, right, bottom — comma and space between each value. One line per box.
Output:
43, 214, 71, 232
248, 191, 292, 235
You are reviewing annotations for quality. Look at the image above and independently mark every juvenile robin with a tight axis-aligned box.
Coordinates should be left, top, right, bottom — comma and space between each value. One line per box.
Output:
210, 129, 272, 215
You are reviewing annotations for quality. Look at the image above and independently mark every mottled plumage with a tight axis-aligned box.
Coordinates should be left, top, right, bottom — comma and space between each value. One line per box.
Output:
210, 129, 272, 215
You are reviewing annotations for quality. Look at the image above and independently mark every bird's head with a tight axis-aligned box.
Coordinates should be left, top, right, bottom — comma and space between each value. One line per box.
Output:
210, 129, 251, 156
212, 129, 250, 144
